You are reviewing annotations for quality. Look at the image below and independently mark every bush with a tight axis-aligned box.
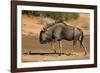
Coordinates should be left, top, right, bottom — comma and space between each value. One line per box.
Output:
22, 10, 80, 21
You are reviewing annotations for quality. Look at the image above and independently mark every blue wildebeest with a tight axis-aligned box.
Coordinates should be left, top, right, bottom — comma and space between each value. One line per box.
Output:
39, 22, 87, 56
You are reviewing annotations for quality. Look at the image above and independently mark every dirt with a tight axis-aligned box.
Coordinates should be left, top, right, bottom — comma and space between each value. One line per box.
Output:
22, 13, 90, 62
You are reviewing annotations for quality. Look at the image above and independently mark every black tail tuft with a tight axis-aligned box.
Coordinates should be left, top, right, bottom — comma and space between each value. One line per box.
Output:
79, 32, 84, 48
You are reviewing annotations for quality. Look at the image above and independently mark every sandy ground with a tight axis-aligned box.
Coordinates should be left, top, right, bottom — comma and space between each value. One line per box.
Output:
22, 35, 90, 62
22, 13, 90, 62
23, 53, 89, 62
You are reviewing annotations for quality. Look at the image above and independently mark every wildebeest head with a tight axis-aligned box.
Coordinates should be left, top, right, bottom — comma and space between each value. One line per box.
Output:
39, 28, 53, 44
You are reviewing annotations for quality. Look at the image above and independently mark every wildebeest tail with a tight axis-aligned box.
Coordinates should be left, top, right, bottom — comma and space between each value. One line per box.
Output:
79, 32, 84, 47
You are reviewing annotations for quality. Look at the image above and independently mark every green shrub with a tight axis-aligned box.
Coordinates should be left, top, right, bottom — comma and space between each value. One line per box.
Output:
22, 10, 80, 21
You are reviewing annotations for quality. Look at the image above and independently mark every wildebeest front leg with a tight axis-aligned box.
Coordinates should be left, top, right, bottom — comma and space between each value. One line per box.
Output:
59, 41, 62, 56
51, 42, 56, 53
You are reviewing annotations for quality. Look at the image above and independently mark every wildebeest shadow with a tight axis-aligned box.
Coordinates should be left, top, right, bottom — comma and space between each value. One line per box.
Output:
23, 52, 75, 56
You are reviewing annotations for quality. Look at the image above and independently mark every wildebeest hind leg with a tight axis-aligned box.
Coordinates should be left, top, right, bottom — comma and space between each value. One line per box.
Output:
73, 40, 77, 50
81, 43, 87, 56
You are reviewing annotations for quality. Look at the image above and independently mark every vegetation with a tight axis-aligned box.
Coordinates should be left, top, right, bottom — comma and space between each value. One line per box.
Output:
22, 10, 80, 22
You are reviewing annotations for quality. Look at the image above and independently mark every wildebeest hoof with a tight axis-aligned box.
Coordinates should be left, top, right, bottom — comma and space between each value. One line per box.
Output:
65, 52, 72, 56
53, 50, 56, 53
28, 51, 32, 55
84, 52, 87, 56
